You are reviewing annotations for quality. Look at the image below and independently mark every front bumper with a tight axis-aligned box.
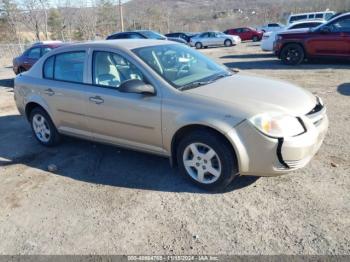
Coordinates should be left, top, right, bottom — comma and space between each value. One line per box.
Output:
227, 108, 328, 176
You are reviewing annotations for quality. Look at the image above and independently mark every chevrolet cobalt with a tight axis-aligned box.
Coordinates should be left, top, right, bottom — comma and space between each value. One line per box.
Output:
14, 40, 328, 191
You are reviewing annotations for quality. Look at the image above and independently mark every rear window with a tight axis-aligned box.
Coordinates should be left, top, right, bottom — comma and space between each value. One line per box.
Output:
43, 51, 85, 83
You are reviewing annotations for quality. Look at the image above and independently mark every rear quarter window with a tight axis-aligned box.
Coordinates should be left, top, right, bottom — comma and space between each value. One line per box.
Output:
43, 56, 54, 79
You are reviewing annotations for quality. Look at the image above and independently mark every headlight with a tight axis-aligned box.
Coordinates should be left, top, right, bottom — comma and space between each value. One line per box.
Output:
249, 113, 305, 138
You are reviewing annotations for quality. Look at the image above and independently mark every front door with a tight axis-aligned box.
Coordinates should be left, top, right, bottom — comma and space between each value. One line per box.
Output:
84, 50, 163, 153
308, 15, 350, 57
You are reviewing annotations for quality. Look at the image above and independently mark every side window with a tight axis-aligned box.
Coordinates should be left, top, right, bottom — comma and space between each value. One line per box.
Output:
309, 14, 315, 19
200, 33, 208, 38
92, 51, 144, 88
330, 17, 350, 32
43, 56, 54, 79
27, 48, 41, 59
42, 47, 52, 56
325, 13, 334, 20
128, 33, 144, 39
54, 52, 85, 83
315, 14, 324, 19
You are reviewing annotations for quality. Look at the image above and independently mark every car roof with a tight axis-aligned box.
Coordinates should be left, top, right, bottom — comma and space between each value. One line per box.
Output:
289, 11, 335, 16
50, 39, 176, 52
289, 20, 325, 26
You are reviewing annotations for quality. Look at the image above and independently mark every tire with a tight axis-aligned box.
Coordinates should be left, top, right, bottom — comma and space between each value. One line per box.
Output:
18, 67, 25, 74
280, 43, 305, 65
195, 42, 203, 49
252, 36, 259, 42
177, 130, 239, 191
30, 107, 60, 146
224, 39, 232, 47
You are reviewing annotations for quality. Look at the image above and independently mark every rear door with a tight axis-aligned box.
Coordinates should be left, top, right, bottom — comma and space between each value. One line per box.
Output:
307, 15, 350, 57
41, 50, 91, 137
199, 32, 210, 46
241, 28, 252, 40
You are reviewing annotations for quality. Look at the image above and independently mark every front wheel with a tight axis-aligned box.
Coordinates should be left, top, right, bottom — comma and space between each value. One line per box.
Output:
280, 44, 305, 65
177, 130, 239, 191
224, 39, 232, 47
252, 36, 259, 42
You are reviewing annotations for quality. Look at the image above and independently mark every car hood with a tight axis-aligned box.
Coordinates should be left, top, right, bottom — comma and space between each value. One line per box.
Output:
186, 73, 316, 117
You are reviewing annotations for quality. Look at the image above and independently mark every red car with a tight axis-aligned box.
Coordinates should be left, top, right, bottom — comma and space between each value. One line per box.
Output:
13, 41, 63, 74
224, 27, 263, 42
274, 12, 350, 65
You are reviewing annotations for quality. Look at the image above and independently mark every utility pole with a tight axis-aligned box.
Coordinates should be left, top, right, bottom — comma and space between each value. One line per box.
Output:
119, 0, 124, 32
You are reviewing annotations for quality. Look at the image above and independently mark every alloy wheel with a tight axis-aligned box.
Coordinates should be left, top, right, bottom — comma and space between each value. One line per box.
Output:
32, 114, 51, 143
182, 142, 222, 184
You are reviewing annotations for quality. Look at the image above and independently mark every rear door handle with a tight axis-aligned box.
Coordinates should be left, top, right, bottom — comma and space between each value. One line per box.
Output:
44, 88, 55, 96
89, 96, 104, 104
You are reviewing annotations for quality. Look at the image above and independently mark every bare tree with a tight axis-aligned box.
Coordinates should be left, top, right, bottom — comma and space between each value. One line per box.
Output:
1, 0, 23, 46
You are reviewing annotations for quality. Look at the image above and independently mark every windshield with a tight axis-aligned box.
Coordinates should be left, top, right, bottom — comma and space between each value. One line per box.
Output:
141, 31, 166, 40
133, 44, 231, 89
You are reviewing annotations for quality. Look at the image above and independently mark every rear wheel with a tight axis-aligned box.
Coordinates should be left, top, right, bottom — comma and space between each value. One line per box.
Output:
195, 42, 203, 49
177, 130, 239, 191
30, 107, 60, 146
224, 39, 232, 47
280, 43, 305, 65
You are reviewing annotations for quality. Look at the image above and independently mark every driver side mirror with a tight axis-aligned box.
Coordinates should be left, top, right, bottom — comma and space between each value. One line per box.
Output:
119, 79, 155, 95
319, 26, 331, 34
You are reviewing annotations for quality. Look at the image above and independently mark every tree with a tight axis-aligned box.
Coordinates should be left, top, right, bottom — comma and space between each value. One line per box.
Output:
48, 8, 63, 40
0, 0, 22, 46
96, 0, 117, 37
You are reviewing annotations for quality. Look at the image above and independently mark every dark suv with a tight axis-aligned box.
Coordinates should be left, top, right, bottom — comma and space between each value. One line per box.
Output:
274, 13, 350, 65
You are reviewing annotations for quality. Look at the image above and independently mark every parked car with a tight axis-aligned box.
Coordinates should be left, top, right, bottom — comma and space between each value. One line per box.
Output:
261, 20, 325, 51
12, 41, 63, 75
165, 32, 197, 43
189, 31, 241, 49
256, 23, 285, 33
106, 30, 188, 45
14, 39, 328, 191
224, 27, 263, 42
287, 11, 335, 25
274, 12, 350, 65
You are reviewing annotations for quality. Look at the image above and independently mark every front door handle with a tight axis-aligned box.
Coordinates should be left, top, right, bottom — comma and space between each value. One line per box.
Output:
44, 88, 55, 96
89, 96, 104, 104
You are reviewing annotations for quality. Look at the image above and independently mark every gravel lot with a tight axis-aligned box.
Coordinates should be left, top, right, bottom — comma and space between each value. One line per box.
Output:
0, 42, 349, 255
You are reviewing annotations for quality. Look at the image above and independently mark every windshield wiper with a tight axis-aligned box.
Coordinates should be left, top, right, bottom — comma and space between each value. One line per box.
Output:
178, 73, 232, 91
209, 73, 232, 82
178, 80, 213, 91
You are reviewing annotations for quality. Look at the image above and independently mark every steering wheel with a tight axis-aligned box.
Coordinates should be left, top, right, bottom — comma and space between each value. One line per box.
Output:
176, 64, 190, 78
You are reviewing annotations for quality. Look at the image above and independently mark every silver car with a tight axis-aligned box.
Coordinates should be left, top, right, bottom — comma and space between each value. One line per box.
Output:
14, 40, 328, 191
190, 31, 241, 49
